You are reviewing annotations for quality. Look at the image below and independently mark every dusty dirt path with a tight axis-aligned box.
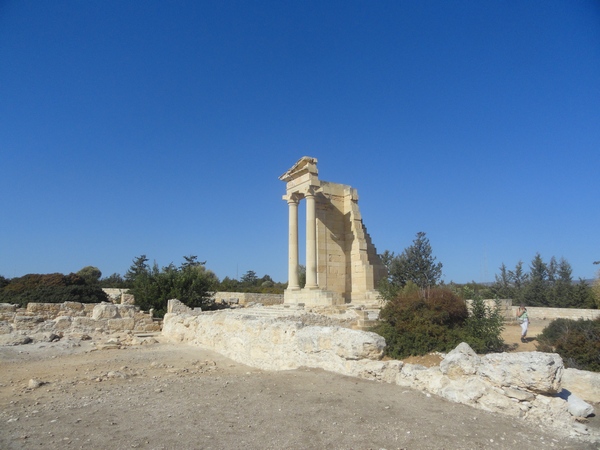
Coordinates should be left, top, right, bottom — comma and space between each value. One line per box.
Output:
1, 336, 596, 450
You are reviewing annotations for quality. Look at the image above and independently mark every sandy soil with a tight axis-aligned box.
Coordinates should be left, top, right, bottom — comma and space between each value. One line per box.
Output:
1, 326, 598, 450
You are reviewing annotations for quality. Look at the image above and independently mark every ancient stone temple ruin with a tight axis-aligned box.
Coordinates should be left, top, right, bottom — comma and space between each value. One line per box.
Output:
280, 157, 387, 306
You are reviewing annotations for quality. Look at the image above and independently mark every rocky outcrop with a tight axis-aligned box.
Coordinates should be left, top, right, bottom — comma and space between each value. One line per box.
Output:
162, 311, 385, 372
162, 310, 598, 440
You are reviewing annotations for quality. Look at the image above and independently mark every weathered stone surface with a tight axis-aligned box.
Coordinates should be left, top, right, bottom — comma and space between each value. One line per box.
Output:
53, 316, 73, 330
116, 305, 138, 318
527, 395, 572, 429
477, 351, 563, 394
0, 303, 17, 312
61, 302, 84, 312
0, 321, 13, 334
108, 317, 135, 331
345, 360, 404, 383
561, 368, 600, 404
27, 303, 61, 315
439, 342, 481, 378
28, 379, 44, 389
162, 311, 384, 372
438, 376, 490, 404
503, 387, 535, 401
92, 303, 120, 320
71, 317, 100, 332
560, 391, 595, 418
0, 334, 32, 345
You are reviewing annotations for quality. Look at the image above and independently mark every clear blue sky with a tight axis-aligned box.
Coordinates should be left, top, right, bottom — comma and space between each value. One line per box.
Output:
1, 1, 599, 284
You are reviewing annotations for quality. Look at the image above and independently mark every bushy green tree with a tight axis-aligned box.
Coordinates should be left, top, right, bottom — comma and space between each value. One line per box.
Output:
523, 253, 548, 306
126, 255, 218, 316
372, 288, 468, 358
0, 272, 108, 307
99, 273, 129, 288
465, 297, 505, 353
492, 255, 594, 309
240, 270, 259, 286
76, 266, 102, 286
379, 232, 443, 301
372, 285, 506, 358
537, 318, 600, 372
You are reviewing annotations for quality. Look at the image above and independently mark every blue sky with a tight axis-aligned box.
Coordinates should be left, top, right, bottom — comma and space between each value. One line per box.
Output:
1, 1, 599, 284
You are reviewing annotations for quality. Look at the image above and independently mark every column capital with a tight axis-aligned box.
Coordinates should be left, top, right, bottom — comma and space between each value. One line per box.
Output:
285, 192, 302, 204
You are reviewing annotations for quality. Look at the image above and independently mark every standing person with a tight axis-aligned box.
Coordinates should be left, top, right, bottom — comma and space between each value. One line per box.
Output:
517, 304, 529, 343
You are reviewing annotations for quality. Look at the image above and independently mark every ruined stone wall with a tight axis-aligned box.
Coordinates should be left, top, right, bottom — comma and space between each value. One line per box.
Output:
0, 302, 160, 339
315, 182, 386, 303
162, 310, 598, 437
212, 292, 284, 306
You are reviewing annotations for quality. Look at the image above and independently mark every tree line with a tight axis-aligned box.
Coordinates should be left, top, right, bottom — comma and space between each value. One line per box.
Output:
0, 255, 285, 317
489, 253, 596, 308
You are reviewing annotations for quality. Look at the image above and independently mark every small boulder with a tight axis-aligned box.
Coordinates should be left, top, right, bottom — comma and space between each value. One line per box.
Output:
440, 342, 481, 378
28, 379, 44, 389
477, 351, 563, 394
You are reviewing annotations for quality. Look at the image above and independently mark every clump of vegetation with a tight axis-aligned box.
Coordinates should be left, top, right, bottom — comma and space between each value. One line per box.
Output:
374, 232, 505, 358
373, 287, 505, 358
0, 271, 108, 307
491, 254, 597, 308
536, 318, 600, 372
464, 297, 505, 354
125, 255, 219, 317
373, 287, 468, 358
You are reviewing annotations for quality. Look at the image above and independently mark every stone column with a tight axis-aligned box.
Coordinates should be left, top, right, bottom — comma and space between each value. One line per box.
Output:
305, 188, 318, 289
287, 194, 300, 290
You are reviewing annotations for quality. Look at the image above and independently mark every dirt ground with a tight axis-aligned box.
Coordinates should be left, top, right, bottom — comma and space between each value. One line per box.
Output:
1, 322, 598, 450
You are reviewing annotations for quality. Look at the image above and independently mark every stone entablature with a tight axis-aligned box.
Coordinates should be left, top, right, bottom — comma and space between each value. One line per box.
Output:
280, 157, 387, 306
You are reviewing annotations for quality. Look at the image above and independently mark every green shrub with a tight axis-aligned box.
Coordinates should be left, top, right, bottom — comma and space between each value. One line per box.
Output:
0, 273, 108, 307
536, 318, 600, 372
464, 298, 505, 353
372, 289, 506, 358
372, 288, 469, 358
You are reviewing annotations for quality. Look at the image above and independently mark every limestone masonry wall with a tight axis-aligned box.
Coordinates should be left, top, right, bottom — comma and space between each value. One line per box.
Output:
0, 302, 160, 339
162, 309, 599, 438
510, 306, 600, 321
467, 299, 600, 321
213, 292, 284, 306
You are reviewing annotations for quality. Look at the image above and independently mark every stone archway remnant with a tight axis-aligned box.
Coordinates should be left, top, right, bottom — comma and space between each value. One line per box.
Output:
279, 157, 387, 306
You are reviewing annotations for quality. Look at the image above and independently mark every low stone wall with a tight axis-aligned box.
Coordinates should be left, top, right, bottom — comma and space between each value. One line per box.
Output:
0, 302, 160, 341
162, 310, 598, 438
467, 299, 600, 322
509, 306, 600, 321
213, 292, 284, 306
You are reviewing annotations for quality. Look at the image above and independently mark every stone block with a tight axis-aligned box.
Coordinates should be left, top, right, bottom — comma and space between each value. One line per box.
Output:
108, 317, 135, 331
116, 305, 137, 318
0, 303, 17, 312
0, 321, 13, 334
440, 342, 481, 378
561, 368, 600, 404
477, 351, 563, 394
92, 303, 120, 320
71, 317, 100, 332
53, 316, 73, 330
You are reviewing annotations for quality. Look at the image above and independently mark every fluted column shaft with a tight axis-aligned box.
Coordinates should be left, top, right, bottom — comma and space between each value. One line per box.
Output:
305, 189, 318, 289
287, 195, 300, 289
